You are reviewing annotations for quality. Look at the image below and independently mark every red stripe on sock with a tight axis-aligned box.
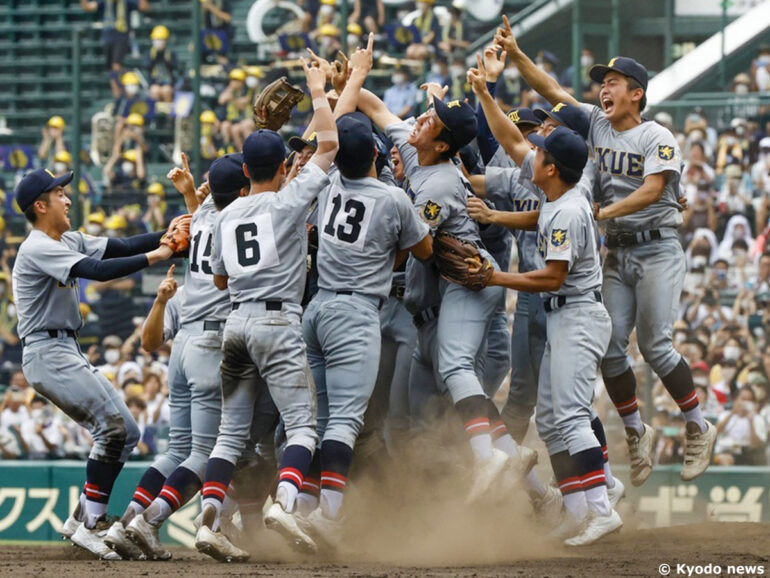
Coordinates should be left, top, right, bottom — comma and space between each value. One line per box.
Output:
279, 467, 304, 488
676, 391, 699, 412
132, 488, 153, 507
464, 417, 490, 436
320, 471, 346, 490
613, 396, 638, 417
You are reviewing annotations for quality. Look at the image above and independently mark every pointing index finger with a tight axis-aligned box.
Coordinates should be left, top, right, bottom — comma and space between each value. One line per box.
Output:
366, 31, 374, 53
166, 264, 175, 278
181, 152, 190, 172
503, 14, 512, 34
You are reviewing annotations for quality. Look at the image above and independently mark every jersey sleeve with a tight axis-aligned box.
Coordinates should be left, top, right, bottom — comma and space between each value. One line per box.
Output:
280, 161, 331, 219
412, 171, 457, 233
394, 189, 430, 250
518, 150, 536, 182
27, 236, 89, 285
544, 207, 581, 268
643, 124, 682, 178
64, 231, 108, 259
485, 166, 520, 205
162, 292, 181, 342
384, 119, 420, 178
210, 213, 226, 276
579, 103, 602, 146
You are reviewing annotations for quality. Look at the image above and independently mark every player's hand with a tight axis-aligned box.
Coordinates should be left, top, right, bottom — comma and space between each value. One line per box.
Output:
677, 195, 689, 212
349, 32, 374, 74
419, 82, 449, 107
494, 14, 520, 56
467, 53, 488, 95
592, 201, 606, 221
156, 264, 178, 304
483, 45, 507, 82
331, 52, 350, 94
306, 48, 334, 82
195, 180, 210, 204
167, 153, 196, 197
467, 196, 493, 224
302, 57, 328, 94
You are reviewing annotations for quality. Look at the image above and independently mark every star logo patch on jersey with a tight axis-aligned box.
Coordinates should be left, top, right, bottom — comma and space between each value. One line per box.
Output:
658, 145, 674, 161
549, 228, 570, 252
422, 200, 442, 223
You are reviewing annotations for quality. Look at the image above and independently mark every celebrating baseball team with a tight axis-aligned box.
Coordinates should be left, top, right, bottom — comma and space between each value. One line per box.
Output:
12, 15, 718, 563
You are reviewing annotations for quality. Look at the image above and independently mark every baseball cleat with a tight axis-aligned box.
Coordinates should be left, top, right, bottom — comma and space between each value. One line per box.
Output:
70, 521, 123, 560
61, 514, 80, 540
533, 485, 563, 530
607, 477, 625, 508
264, 501, 317, 555
300, 508, 343, 551
564, 508, 623, 546
626, 423, 654, 486
195, 525, 250, 563
681, 421, 716, 481
104, 521, 147, 561
125, 514, 172, 561
467, 448, 511, 504
547, 510, 585, 541
512, 446, 539, 479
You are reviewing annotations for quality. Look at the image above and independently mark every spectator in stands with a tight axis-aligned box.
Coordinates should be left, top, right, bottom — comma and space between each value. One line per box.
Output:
142, 183, 166, 232
146, 25, 178, 104
438, 0, 469, 55
143, 371, 169, 425
349, 0, 384, 34
85, 212, 106, 237
199, 110, 222, 168
79, 0, 150, 96
37, 116, 68, 166
126, 396, 155, 457
114, 71, 144, 119
316, 0, 341, 29
314, 23, 343, 60
687, 287, 733, 329
714, 386, 768, 465
406, 0, 442, 60
201, 0, 233, 62
218, 68, 249, 152
21, 396, 63, 459
752, 138, 770, 216
0, 272, 19, 363
383, 67, 417, 118
683, 180, 718, 238
106, 149, 146, 192
718, 165, 753, 229
425, 54, 450, 87
561, 48, 599, 102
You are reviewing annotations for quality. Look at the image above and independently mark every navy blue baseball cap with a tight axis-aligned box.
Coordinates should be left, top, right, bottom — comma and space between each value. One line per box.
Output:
16, 168, 73, 212
527, 126, 588, 173
209, 153, 248, 199
288, 132, 318, 153
432, 98, 478, 150
506, 107, 541, 127
243, 129, 286, 168
589, 56, 648, 91
335, 114, 375, 171
534, 103, 590, 140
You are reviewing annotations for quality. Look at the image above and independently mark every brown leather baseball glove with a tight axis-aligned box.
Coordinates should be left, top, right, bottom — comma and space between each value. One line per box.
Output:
434, 231, 494, 292
252, 77, 305, 131
160, 214, 192, 253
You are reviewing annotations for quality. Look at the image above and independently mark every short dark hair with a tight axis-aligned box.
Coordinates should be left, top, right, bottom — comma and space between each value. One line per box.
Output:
212, 189, 242, 211
336, 147, 376, 180
246, 161, 283, 184
542, 151, 582, 185
436, 127, 459, 160
23, 191, 50, 224
626, 77, 647, 111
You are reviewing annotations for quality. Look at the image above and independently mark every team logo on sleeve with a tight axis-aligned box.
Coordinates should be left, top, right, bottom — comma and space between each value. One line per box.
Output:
421, 200, 442, 224
658, 145, 674, 161
549, 228, 570, 252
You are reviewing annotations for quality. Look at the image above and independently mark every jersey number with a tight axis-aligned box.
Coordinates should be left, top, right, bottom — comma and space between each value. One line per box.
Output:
235, 223, 261, 267
323, 194, 366, 244
189, 230, 213, 275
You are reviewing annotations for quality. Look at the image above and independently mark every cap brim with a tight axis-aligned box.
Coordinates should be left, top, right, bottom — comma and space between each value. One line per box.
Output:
288, 136, 312, 153
47, 171, 74, 191
432, 97, 451, 130
527, 133, 547, 150
512, 110, 542, 126
589, 64, 613, 84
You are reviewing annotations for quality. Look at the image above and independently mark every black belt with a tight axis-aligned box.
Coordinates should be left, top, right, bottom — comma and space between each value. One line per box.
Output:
335, 290, 384, 309
21, 329, 77, 347
543, 291, 602, 313
390, 285, 405, 300
606, 229, 662, 249
413, 305, 440, 329
203, 320, 222, 331
232, 301, 282, 311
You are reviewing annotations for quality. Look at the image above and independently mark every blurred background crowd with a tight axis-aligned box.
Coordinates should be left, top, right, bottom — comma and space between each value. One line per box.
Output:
1, 0, 770, 465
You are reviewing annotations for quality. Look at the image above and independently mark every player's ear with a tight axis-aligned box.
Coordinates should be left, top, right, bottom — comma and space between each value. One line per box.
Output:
242, 163, 251, 180
434, 140, 449, 155
239, 186, 249, 197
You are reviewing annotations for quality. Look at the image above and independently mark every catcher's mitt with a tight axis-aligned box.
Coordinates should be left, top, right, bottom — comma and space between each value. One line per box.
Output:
434, 231, 494, 292
252, 77, 305, 131
160, 214, 192, 253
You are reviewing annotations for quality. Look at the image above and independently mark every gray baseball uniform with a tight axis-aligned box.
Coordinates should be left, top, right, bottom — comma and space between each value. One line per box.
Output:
580, 104, 685, 380
208, 162, 329, 464
385, 119, 505, 406
14, 230, 139, 463
533, 188, 611, 456
302, 172, 428, 448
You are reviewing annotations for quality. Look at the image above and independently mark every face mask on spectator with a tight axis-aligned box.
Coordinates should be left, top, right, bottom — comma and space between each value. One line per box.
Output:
715, 269, 727, 280
431, 63, 443, 76
691, 255, 708, 269
152, 39, 166, 50
689, 129, 704, 142
121, 161, 135, 175
86, 224, 102, 235
759, 56, 770, 66
581, 54, 594, 68
674, 331, 687, 345
503, 67, 519, 80
54, 162, 68, 174
158, 355, 169, 364
734, 84, 750, 95
723, 345, 741, 361
246, 76, 259, 88
693, 376, 709, 387
125, 84, 139, 97
742, 400, 756, 413
392, 73, 406, 85
450, 65, 464, 78
105, 349, 120, 365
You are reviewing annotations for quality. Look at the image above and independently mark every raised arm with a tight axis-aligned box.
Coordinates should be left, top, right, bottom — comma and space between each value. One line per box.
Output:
357, 89, 402, 132
495, 15, 578, 107
468, 54, 530, 167
334, 33, 374, 119
142, 265, 176, 352
167, 153, 200, 214
302, 58, 339, 172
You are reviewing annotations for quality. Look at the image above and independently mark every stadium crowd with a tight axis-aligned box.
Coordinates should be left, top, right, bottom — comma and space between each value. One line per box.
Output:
1, 0, 770, 468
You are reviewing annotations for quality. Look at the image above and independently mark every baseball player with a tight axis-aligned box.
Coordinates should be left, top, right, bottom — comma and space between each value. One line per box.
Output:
354, 54, 536, 501
496, 17, 716, 485
299, 52, 432, 543
462, 115, 619, 545
124, 154, 250, 561
195, 60, 338, 559
12, 168, 178, 559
